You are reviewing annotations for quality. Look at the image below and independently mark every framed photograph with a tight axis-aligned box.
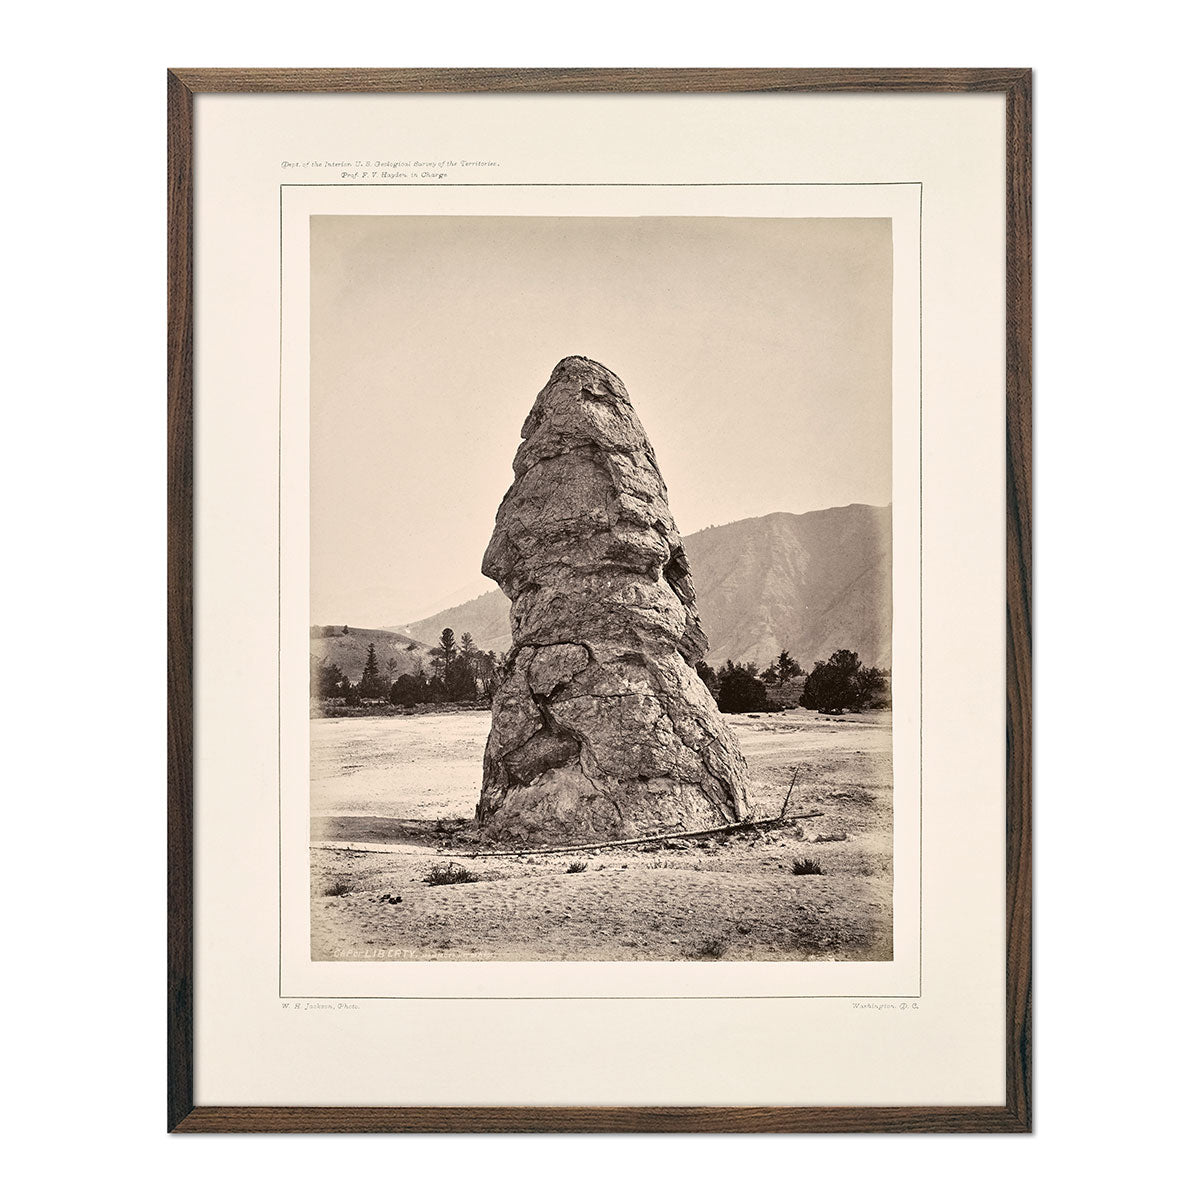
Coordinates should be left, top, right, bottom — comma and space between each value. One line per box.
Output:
168, 68, 1032, 1132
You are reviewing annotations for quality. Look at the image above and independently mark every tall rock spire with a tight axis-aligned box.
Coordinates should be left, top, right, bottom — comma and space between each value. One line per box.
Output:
479, 356, 750, 844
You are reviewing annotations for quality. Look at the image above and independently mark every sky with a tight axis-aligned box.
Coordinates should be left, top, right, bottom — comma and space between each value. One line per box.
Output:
310, 214, 891, 628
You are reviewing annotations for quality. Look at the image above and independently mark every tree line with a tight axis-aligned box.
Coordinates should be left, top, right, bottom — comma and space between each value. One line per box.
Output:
315, 632, 890, 716
696, 648, 890, 715
313, 628, 500, 708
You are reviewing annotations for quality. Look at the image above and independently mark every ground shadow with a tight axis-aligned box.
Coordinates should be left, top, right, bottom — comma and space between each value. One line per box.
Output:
310, 814, 476, 848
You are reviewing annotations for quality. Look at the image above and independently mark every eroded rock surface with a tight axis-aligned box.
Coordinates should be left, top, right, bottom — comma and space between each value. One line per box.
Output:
478, 356, 750, 844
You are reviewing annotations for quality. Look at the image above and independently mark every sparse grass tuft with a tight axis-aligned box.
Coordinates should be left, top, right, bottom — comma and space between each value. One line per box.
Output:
323, 879, 352, 897
692, 936, 729, 959
792, 857, 824, 876
424, 862, 480, 886
566, 860, 587, 874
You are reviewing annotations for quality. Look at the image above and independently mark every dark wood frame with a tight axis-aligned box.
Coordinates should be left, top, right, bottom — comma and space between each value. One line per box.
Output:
168, 68, 1032, 1133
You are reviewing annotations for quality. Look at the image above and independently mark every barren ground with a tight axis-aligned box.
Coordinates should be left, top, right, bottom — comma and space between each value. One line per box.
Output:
310, 709, 892, 961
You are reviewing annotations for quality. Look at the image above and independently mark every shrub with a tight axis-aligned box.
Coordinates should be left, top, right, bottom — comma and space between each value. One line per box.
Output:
389, 673, 425, 708
801, 650, 891, 714
313, 659, 349, 700
566, 861, 587, 874
717, 665, 768, 713
424, 862, 480, 886
792, 857, 824, 875
695, 659, 720, 699
323, 879, 352, 897
858, 666, 891, 710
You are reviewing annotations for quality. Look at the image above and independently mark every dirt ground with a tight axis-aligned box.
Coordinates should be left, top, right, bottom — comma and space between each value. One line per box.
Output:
310, 709, 892, 962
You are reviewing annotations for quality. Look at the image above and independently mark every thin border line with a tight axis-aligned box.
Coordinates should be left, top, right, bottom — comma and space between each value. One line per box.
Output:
918, 181, 924, 994
278, 198, 285, 997
280, 181, 925, 187
279, 994, 922, 1001
280, 182, 922, 1002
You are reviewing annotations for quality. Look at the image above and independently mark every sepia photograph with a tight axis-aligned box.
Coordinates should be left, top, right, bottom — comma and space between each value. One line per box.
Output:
308, 214, 895, 963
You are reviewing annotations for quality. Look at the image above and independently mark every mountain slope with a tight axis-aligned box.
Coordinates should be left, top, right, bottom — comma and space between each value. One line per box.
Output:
394, 503, 891, 672
684, 505, 891, 670
398, 590, 511, 655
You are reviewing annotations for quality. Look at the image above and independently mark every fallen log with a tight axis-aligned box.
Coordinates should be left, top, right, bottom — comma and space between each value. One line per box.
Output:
462, 811, 824, 858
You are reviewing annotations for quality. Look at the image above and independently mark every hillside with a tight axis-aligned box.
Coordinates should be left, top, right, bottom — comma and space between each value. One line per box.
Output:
309, 625, 434, 681
395, 504, 891, 672
397, 590, 511, 654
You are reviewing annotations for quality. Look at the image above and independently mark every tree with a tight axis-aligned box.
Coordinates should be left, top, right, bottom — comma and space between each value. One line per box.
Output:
319, 661, 347, 698
454, 632, 496, 700
477, 650, 500, 701
802, 649, 870, 714
389, 673, 424, 708
313, 657, 348, 699
437, 628, 457, 680
718, 665, 768, 713
446, 655, 477, 701
360, 642, 387, 699
859, 666, 891, 710
717, 659, 758, 683
342, 625, 349, 635
776, 649, 800, 682
695, 659, 719, 700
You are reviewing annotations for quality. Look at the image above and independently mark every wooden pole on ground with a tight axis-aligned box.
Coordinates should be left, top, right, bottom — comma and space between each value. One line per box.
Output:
464, 811, 824, 858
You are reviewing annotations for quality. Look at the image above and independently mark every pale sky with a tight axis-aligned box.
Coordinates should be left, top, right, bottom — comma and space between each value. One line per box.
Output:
311, 215, 891, 628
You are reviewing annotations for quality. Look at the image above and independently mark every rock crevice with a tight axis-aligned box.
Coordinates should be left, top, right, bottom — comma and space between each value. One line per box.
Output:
478, 356, 751, 844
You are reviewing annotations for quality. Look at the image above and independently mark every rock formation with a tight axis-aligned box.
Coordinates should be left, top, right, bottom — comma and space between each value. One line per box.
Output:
478, 356, 751, 844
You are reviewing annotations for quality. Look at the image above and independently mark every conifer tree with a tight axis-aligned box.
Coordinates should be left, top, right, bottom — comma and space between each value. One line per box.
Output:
438, 628, 457, 680
360, 642, 386, 699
